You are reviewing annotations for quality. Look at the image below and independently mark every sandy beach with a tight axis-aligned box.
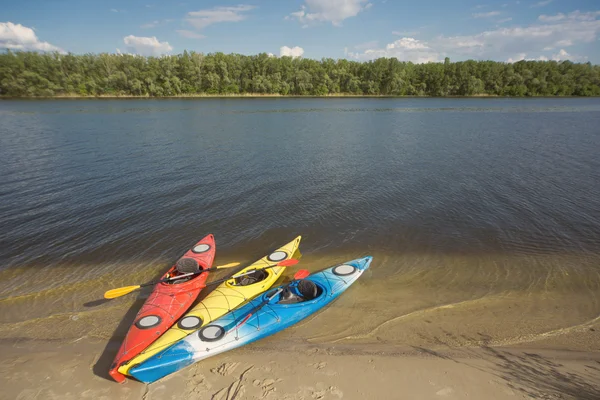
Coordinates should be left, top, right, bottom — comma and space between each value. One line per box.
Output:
1, 252, 599, 399
2, 337, 599, 400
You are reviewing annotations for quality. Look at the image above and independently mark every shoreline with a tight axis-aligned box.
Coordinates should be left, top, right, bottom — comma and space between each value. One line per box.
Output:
2, 94, 600, 99
3, 337, 599, 400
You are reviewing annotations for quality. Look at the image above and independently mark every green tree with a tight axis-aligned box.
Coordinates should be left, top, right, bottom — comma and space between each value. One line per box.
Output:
0, 50, 598, 97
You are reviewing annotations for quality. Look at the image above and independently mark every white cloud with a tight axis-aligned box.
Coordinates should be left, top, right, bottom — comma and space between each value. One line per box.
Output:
347, 37, 440, 63
287, 0, 372, 27
141, 20, 160, 29
497, 17, 513, 23
0, 22, 63, 52
177, 30, 206, 39
552, 48, 569, 61
186, 5, 255, 30
348, 10, 600, 62
387, 37, 428, 50
473, 11, 501, 18
436, 10, 600, 56
538, 13, 565, 22
507, 48, 585, 62
123, 35, 172, 56
531, 0, 552, 8
551, 48, 587, 61
556, 39, 573, 46
507, 53, 548, 62
280, 45, 304, 58
110, 8, 126, 13
141, 19, 174, 29
502, 3, 508, 8
392, 30, 418, 36
568, 10, 600, 21
507, 53, 526, 62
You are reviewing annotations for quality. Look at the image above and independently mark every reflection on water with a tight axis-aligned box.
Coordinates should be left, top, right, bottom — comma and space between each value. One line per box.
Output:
0, 98, 599, 350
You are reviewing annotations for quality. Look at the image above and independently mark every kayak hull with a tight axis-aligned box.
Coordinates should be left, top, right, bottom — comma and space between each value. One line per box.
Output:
118, 236, 302, 377
130, 256, 372, 383
108, 234, 216, 383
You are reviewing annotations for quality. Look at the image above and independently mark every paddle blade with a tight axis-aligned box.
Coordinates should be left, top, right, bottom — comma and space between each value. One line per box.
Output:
216, 262, 240, 269
104, 285, 141, 299
293, 269, 310, 280
277, 259, 299, 267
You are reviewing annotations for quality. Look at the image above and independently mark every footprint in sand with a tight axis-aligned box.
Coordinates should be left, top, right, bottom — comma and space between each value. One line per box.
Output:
211, 362, 241, 377
310, 386, 343, 399
252, 378, 280, 397
308, 362, 327, 370
186, 372, 212, 395
211, 366, 254, 400
329, 386, 343, 398
436, 387, 454, 396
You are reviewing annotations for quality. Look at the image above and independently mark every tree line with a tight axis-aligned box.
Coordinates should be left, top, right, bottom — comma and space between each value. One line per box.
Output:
1, 51, 599, 97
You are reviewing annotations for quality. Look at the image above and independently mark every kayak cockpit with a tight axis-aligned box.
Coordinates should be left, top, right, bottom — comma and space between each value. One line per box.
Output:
232, 269, 269, 286
278, 280, 321, 304
164, 258, 203, 285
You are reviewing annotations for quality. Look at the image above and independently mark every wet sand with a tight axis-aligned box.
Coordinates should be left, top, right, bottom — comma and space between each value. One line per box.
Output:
2, 252, 599, 351
2, 338, 599, 400
1, 252, 599, 399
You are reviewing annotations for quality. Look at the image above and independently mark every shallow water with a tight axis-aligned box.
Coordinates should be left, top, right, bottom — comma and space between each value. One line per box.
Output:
1, 98, 599, 350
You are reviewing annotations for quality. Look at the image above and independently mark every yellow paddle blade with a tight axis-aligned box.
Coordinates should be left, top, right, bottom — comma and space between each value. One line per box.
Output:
215, 262, 240, 269
104, 285, 141, 299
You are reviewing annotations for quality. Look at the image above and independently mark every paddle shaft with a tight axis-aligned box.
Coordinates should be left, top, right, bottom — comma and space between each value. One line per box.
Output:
104, 259, 298, 299
235, 287, 284, 329
162, 259, 298, 287
102, 263, 240, 299
141, 264, 235, 287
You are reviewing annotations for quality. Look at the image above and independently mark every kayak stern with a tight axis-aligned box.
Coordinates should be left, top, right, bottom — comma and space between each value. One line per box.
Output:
108, 364, 127, 383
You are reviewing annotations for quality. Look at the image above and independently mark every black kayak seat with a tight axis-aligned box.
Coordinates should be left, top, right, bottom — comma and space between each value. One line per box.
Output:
176, 258, 200, 274
235, 269, 268, 286
279, 280, 318, 304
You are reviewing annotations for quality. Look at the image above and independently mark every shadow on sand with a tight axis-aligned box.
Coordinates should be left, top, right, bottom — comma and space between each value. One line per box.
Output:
91, 296, 148, 381
89, 276, 225, 382
412, 331, 600, 400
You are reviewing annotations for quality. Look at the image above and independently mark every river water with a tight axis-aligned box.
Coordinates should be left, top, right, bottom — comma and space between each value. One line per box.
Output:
1, 98, 599, 351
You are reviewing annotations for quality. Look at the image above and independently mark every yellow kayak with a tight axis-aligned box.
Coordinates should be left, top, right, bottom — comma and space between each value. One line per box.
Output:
119, 236, 301, 376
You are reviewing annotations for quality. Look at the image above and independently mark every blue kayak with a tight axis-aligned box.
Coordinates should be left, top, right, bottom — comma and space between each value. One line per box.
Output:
130, 256, 373, 383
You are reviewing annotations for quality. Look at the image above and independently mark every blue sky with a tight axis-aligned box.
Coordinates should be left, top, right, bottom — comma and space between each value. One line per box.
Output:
1, 0, 599, 63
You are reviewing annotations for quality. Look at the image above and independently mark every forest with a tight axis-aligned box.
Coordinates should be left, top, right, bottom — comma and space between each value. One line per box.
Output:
1, 51, 599, 97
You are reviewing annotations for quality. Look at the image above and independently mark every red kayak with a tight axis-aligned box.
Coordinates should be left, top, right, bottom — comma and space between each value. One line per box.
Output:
109, 234, 216, 383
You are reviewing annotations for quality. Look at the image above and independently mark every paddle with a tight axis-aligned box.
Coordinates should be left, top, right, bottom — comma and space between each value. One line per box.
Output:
234, 269, 311, 330
103, 262, 240, 299
103, 259, 300, 299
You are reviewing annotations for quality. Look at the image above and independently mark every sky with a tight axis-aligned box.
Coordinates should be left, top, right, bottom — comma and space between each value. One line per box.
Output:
1, 0, 599, 63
